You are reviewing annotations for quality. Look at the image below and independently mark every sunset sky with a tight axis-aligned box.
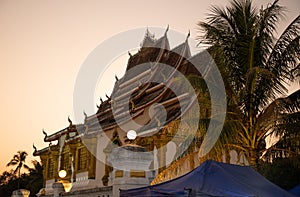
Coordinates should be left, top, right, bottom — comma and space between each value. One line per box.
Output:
0, 0, 299, 173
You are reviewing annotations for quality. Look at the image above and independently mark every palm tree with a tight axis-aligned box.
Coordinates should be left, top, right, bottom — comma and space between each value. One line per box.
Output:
7, 151, 29, 189
197, 0, 300, 169
26, 160, 43, 197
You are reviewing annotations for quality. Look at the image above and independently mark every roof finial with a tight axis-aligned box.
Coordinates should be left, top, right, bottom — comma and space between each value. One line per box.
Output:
68, 116, 72, 126
83, 111, 87, 119
128, 51, 132, 58
106, 94, 110, 100
42, 129, 47, 139
186, 30, 190, 41
164, 24, 169, 36
115, 74, 119, 81
144, 26, 154, 39
146, 26, 149, 35
100, 97, 103, 103
33, 143, 37, 152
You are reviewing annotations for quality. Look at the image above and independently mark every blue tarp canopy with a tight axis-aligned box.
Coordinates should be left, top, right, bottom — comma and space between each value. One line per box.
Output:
290, 184, 300, 196
120, 160, 296, 197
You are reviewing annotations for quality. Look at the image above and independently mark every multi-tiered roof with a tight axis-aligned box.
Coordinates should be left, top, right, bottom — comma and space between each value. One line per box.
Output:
34, 26, 204, 154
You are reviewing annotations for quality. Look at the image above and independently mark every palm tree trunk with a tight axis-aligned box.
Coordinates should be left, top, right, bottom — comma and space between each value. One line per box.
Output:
248, 148, 259, 170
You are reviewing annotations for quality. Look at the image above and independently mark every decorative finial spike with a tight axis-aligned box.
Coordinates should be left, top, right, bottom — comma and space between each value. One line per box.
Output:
100, 97, 103, 103
115, 74, 119, 81
145, 26, 154, 38
68, 116, 72, 125
42, 129, 47, 138
106, 94, 110, 100
33, 143, 37, 152
128, 51, 132, 58
187, 30, 190, 40
165, 24, 169, 35
83, 111, 87, 119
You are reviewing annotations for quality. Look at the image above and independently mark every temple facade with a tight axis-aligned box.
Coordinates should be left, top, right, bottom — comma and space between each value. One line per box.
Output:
33, 27, 215, 196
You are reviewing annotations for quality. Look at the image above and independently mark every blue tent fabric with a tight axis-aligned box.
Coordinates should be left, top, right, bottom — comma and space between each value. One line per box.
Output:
289, 184, 300, 196
120, 160, 297, 197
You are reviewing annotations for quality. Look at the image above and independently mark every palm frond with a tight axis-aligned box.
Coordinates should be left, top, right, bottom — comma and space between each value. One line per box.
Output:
268, 15, 300, 79
257, 89, 300, 129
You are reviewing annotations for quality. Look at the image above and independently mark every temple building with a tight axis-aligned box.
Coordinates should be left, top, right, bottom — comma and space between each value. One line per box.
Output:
33, 27, 218, 196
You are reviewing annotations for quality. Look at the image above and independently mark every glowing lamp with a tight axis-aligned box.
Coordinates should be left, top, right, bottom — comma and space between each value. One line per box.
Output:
127, 130, 137, 140
59, 170, 67, 178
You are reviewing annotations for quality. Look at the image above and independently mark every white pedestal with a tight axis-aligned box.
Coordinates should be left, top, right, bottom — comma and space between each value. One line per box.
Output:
109, 144, 153, 197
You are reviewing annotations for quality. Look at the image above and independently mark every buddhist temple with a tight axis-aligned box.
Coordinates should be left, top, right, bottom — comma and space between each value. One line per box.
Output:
33, 27, 218, 196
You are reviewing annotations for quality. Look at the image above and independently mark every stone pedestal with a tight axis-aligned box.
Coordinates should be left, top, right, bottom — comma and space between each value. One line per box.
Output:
52, 182, 65, 197
11, 189, 30, 197
109, 144, 153, 197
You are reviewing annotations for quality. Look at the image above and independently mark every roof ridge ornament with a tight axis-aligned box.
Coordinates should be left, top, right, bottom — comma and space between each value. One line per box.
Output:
141, 26, 156, 47
128, 51, 132, 58
42, 129, 48, 140
186, 30, 190, 41
145, 27, 155, 39
33, 143, 37, 152
164, 24, 169, 36
83, 111, 87, 120
100, 97, 103, 104
68, 116, 73, 126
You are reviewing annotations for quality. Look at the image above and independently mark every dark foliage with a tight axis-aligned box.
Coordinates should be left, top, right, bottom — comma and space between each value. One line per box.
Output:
0, 160, 43, 197
259, 156, 300, 190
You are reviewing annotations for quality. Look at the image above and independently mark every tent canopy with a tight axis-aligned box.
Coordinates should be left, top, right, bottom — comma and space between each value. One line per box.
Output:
289, 184, 300, 196
120, 160, 296, 197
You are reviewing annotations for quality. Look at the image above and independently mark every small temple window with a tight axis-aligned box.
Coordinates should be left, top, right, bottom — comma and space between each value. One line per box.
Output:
78, 147, 88, 171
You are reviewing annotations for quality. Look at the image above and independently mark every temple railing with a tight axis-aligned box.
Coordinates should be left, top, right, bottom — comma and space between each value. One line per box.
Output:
151, 151, 201, 185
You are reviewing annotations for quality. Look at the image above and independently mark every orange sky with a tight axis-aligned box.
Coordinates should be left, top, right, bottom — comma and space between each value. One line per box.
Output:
0, 0, 299, 173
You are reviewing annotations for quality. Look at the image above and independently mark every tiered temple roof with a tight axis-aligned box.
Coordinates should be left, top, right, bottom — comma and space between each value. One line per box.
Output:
34, 26, 204, 154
